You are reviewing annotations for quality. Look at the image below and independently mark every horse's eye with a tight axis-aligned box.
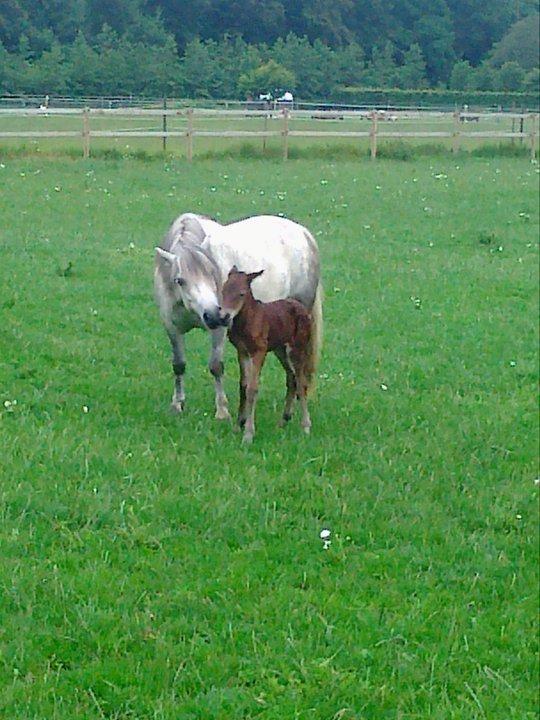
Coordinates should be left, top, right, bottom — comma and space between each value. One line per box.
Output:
239, 292, 245, 297
175, 277, 185, 287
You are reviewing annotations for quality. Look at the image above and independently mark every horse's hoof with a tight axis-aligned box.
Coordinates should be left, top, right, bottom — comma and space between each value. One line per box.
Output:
215, 407, 231, 421
170, 401, 185, 414
302, 425, 311, 435
242, 432, 253, 445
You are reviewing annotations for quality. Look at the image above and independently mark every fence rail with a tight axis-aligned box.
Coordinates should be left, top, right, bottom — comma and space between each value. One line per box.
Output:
0, 107, 537, 161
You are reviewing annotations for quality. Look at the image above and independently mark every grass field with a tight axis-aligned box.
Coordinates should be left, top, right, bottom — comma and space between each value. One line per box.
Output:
0, 154, 538, 719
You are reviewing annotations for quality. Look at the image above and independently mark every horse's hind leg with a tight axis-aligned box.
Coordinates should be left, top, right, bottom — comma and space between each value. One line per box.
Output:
209, 327, 231, 421
275, 348, 296, 426
167, 328, 186, 413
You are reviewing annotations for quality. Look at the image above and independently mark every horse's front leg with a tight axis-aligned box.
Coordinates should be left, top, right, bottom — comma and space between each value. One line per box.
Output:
209, 327, 231, 421
167, 328, 186, 413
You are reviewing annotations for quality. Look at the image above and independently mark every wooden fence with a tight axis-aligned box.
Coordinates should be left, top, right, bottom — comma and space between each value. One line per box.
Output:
0, 107, 537, 161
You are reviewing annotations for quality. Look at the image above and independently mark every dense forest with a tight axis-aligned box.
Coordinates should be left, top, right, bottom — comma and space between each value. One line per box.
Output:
0, 0, 538, 98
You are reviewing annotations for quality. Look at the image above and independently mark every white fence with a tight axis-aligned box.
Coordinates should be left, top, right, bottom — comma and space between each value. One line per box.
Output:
0, 107, 537, 160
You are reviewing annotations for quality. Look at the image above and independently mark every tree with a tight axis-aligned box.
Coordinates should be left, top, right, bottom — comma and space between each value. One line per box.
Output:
497, 61, 526, 91
489, 12, 539, 70
238, 59, 296, 97
300, 0, 354, 45
0, 0, 30, 51
335, 42, 365, 86
395, 43, 428, 89
472, 62, 496, 90
449, 59, 474, 89
447, 0, 516, 66
28, 42, 67, 94
271, 34, 338, 98
365, 41, 397, 87
414, 11, 456, 84
523, 67, 540, 93
66, 32, 99, 94
180, 38, 217, 97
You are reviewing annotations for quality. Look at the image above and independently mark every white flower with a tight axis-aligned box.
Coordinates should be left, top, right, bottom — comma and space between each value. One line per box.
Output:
320, 529, 331, 550
82, 405, 89, 413
380, 383, 388, 391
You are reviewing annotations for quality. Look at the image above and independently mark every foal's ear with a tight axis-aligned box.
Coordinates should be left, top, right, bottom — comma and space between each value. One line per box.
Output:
230, 264, 239, 273
156, 247, 176, 264
247, 269, 264, 283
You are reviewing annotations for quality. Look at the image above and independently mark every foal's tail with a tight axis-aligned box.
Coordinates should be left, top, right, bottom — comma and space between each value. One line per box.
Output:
305, 281, 323, 393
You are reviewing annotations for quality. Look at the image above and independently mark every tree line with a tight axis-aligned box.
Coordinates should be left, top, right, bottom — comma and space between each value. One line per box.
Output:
0, 1, 538, 99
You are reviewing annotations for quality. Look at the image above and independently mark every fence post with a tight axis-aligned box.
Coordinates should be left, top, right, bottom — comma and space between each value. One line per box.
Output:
282, 108, 289, 160
370, 111, 378, 160
82, 107, 90, 159
263, 112, 268, 153
186, 108, 193, 162
452, 109, 461, 154
162, 97, 167, 153
531, 114, 537, 162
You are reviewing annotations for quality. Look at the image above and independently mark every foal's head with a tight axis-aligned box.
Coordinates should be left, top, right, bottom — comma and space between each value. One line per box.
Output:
221, 267, 264, 326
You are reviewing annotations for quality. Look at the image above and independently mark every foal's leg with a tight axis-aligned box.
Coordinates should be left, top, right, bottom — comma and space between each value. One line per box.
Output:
236, 354, 251, 431
167, 327, 186, 413
209, 327, 231, 421
289, 347, 311, 435
275, 348, 296, 426
242, 351, 266, 444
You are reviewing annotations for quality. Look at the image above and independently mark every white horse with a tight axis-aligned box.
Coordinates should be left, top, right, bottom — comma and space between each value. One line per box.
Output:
154, 213, 322, 420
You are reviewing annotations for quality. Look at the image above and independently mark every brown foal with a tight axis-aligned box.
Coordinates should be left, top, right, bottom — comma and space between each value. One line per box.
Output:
221, 267, 315, 444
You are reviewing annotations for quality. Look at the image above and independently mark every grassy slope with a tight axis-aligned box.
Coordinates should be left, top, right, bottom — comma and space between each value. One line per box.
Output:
0, 156, 538, 719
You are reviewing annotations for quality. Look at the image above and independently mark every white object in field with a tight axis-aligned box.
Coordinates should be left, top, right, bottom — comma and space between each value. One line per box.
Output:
320, 528, 331, 549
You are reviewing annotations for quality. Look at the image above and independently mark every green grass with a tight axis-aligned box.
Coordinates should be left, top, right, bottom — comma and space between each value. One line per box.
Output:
0, 155, 538, 719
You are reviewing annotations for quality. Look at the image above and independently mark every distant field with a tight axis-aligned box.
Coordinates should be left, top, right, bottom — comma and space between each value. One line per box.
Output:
0, 155, 538, 719
0, 111, 534, 158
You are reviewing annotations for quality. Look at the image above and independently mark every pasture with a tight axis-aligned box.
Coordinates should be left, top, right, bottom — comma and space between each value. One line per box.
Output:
0, 155, 538, 719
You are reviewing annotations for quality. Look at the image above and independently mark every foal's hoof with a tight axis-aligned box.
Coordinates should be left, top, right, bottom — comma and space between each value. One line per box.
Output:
170, 400, 185, 414
302, 425, 311, 435
215, 407, 231, 422
242, 432, 254, 445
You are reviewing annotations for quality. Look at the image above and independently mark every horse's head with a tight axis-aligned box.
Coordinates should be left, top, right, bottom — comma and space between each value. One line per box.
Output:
156, 245, 224, 330
221, 266, 264, 326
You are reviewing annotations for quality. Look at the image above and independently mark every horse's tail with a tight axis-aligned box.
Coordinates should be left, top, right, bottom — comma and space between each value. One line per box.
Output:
305, 280, 323, 393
